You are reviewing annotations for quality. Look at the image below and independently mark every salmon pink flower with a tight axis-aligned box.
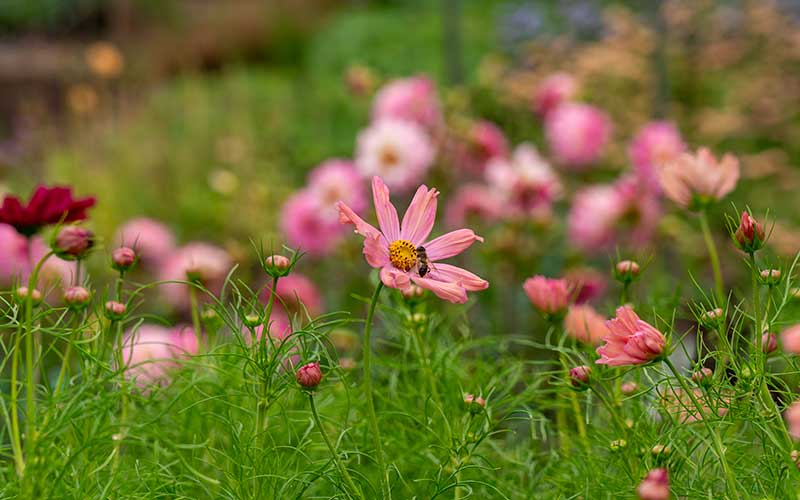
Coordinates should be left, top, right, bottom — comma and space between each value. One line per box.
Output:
659, 147, 739, 210
545, 102, 612, 169
337, 177, 488, 303
356, 119, 436, 192
371, 75, 442, 130
0, 185, 95, 236
596, 306, 666, 366
523, 276, 571, 317
486, 143, 562, 220
564, 304, 609, 345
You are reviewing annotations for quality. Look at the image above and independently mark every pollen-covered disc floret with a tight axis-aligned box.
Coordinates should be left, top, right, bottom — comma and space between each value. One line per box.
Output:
389, 239, 417, 271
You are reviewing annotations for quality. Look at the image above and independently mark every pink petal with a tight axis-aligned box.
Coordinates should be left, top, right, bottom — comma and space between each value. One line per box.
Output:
400, 184, 439, 245
380, 266, 412, 291
424, 229, 484, 261
372, 177, 400, 242
430, 263, 488, 291
364, 233, 390, 268
411, 275, 468, 303
337, 201, 380, 239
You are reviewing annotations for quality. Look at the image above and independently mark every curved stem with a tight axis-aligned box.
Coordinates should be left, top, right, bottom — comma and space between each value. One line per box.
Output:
362, 282, 389, 499
309, 393, 362, 499
699, 211, 725, 305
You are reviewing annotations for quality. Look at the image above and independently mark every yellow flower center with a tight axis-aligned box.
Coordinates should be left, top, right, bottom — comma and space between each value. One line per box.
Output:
388, 239, 417, 271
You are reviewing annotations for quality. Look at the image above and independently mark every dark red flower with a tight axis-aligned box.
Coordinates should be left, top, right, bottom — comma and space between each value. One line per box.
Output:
0, 185, 96, 236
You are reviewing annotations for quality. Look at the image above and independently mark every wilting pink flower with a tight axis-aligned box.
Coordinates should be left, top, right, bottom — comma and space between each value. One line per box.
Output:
453, 120, 509, 174
280, 191, 344, 256
523, 276, 570, 316
159, 243, 233, 310
660, 387, 729, 424
0, 223, 76, 291
659, 147, 740, 210
637, 468, 670, 500
307, 159, 367, 216
564, 267, 607, 304
337, 177, 488, 303
781, 325, 800, 355
444, 183, 503, 228
296, 362, 323, 389
564, 305, 609, 345
545, 103, 612, 169
786, 401, 800, 440
371, 75, 442, 130
121, 325, 199, 387
486, 143, 562, 219
596, 306, 666, 366
261, 273, 324, 319
628, 121, 685, 191
115, 217, 176, 268
355, 119, 436, 192
533, 73, 578, 118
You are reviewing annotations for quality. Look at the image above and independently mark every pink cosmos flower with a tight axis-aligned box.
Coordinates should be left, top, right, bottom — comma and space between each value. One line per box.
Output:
371, 75, 442, 130
0, 223, 76, 292
337, 176, 488, 303
121, 324, 199, 387
786, 401, 800, 440
307, 159, 367, 216
564, 267, 607, 304
453, 120, 509, 174
636, 468, 670, 500
523, 276, 571, 316
596, 306, 666, 366
355, 119, 436, 192
628, 121, 685, 192
659, 147, 740, 210
280, 190, 345, 257
781, 325, 800, 355
533, 73, 578, 118
563, 304, 609, 345
158, 242, 233, 310
114, 217, 176, 268
444, 183, 503, 228
261, 273, 324, 319
545, 102, 612, 169
485, 143, 562, 220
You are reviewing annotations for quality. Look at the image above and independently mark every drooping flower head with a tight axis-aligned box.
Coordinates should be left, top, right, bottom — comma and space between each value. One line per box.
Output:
355, 119, 436, 192
596, 306, 666, 366
114, 217, 176, 268
0, 185, 95, 236
371, 75, 442, 130
486, 143, 562, 220
659, 147, 740, 210
564, 304, 609, 345
523, 276, 571, 318
545, 102, 612, 169
533, 73, 578, 118
337, 177, 488, 303
628, 121, 685, 191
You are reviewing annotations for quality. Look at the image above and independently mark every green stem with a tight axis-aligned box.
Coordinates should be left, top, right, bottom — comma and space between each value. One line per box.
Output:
362, 282, 390, 499
309, 393, 362, 499
189, 286, 203, 351
10, 320, 25, 477
699, 210, 725, 306
53, 314, 81, 399
750, 253, 762, 362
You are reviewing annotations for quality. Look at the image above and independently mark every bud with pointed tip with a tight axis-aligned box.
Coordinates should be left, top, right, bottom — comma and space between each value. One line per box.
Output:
296, 362, 322, 389
63, 286, 91, 309
112, 247, 137, 272
104, 300, 127, 320
569, 365, 592, 390
53, 225, 94, 260
14, 286, 42, 306
734, 211, 765, 254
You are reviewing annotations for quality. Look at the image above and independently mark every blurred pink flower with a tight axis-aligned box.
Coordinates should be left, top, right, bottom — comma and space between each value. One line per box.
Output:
533, 73, 578, 117
280, 191, 344, 256
261, 273, 324, 319
486, 143, 562, 220
121, 324, 199, 387
159, 242, 233, 310
659, 147, 740, 210
307, 159, 367, 215
660, 387, 729, 424
545, 103, 611, 169
564, 304, 609, 345
0, 223, 76, 292
636, 468, 670, 500
596, 306, 666, 366
454, 120, 509, 174
781, 325, 800, 355
371, 75, 442, 130
444, 183, 503, 228
115, 217, 176, 268
523, 276, 570, 317
628, 121, 685, 191
564, 267, 607, 304
786, 401, 800, 440
337, 176, 488, 303
355, 119, 436, 192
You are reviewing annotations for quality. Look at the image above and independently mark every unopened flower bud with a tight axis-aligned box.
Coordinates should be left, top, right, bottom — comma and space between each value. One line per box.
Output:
734, 211, 766, 254
401, 284, 424, 299
610, 439, 627, 451
621, 382, 639, 395
111, 247, 137, 272
53, 225, 94, 260
104, 300, 126, 320
760, 332, 778, 354
791, 288, 800, 301
201, 308, 222, 330
464, 393, 486, 413
14, 286, 42, 306
296, 362, 322, 389
242, 313, 262, 328
651, 444, 671, 457
637, 468, 670, 500
615, 260, 640, 283
264, 254, 291, 277
569, 365, 592, 389
699, 307, 724, 328
63, 286, 91, 309
759, 269, 782, 286
691, 367, 713, 386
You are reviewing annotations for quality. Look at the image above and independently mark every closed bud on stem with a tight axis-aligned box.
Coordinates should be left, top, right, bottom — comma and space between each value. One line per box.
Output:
699, 307, 724, 328
651, 444, 671, 457
569, 365, 592, 390
201, 308, 223, 330
621, 382, 640, 395
112, 247, 137, 272
63, 286, 91, 309
614, 260, 641, 283
734, 211, 765, 254
14, 286, 42, 306
104, 300, 126, 320
610, 439, 627, 451
401, 284, 424, 299
760, 332, 778, 354
242, 313, 262, 328
759, 268, 782, 286
691, 367, 713, 386
463, 393, 486, 413
53, 225, 94, 260
264, 254, 291, 277
296, 362, 322, 389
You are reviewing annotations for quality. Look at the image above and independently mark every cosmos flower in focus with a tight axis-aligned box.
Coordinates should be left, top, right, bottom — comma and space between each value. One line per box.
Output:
371, 75, 442, 130
0, 185, 95, 236
659, 147, 740, 210
545, 103, 611, 169
596, 306, 666, 366
337, 177, 488, 303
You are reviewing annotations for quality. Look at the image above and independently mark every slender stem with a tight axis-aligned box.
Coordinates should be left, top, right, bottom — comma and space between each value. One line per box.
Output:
53, 314, 81, 399
592, 386, 627, 435
362, 282, 390, 499
699, 211, 725, 305
309, 393, 362, 499
10, 320, 25, 477
189, 286, 203, 350
750, 253, 762, 362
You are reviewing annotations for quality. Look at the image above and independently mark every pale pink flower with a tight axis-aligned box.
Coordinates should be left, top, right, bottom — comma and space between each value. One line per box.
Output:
307, 159, 367, 216
371, 75, 442, 129
628, 121, 685, 191
337, 177, 488, 303
533, 73, 578, 117
523, 276, 570, 316
355, 119, 436, 192
261, 273, 324, 319
121, 325, 199, 387
280, 190, 344, 256
786, 401, 800, 440
596, 306, 666, 366
781, 325, 800, 355
114, 217, 176, 268
659, 147, 740, 210
636, 468, 670, 500
0, 223, 76, 292
158, 242, 233, 310
444, 183, 503, 228
545, 103, 612, 169
486, 143, 562, 219
564, 304, 609, 345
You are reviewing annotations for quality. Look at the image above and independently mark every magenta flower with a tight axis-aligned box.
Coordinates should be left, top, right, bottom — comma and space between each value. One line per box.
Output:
523, 276, 571, 316
596, 306, 666, 366
0, 185, 95, 236
0, 223, 76, 293
261, 272, 324, 319
545, 102, 612, 169
636, 468, 670, 500
371, 75, 442, 130
337, 177, 488, 303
